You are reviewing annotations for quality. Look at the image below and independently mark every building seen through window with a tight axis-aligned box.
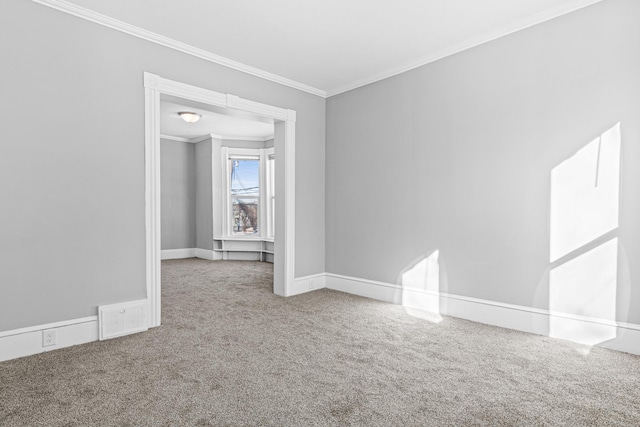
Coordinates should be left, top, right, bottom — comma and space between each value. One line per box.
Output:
230, 158, 260, 235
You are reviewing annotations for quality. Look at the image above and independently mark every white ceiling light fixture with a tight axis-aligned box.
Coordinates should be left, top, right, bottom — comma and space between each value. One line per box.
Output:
178, 111, 202, 123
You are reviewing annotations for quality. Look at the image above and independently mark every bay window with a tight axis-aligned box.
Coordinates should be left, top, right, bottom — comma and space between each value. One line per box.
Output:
222, 147, 274, 239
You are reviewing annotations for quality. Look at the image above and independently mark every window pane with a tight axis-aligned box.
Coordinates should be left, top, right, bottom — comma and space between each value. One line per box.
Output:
230, 158, 259, 197
268, 155, 275, 237
268, 156, 274, 193
232, 198, 259, 235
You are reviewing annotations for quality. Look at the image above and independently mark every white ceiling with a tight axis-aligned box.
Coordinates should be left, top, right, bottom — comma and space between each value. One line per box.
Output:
56, 0, 601, 96
160, 100, 274, 140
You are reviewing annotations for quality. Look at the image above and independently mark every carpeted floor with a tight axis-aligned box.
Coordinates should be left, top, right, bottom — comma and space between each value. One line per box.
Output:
1, 258, 640, 426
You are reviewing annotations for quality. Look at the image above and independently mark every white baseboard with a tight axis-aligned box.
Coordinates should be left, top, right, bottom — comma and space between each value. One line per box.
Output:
0, 317, 99, 362
161, 248, 196, 260
161, 248, 221, 261
324, 272, 640, 355
4, 272, 636, 362
325, 273, 402, 303
221, 251, 261, 261
195, 248, 221, 261
291, 273, 326, 296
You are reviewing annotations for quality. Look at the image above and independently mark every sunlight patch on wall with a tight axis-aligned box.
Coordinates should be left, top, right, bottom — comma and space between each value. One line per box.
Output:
550, 123, 621, 262
548, 123, 621, 347
549, 238, 618, 345
401, 250, 442, 323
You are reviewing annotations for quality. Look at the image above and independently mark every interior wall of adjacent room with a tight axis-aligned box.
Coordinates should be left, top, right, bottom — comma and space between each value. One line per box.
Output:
161, 139, 196, 250
0, 0, 325, 332
195, 139, 214, 251
325, 0, 640, 322
162, 137, 273, 251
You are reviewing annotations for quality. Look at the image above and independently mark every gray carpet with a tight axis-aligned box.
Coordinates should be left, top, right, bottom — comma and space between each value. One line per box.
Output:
1, 258, 640, 426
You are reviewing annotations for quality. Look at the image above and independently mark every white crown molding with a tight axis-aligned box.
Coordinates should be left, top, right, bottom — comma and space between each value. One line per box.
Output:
32, 0, 603, 100
159, 134, 210, 144
159, 134, 191, 143
31, 0, 326, 98
160, 133, 274, 143
215, 134, 274, 142
189, 135, 213, 144
325, 0, 605, 97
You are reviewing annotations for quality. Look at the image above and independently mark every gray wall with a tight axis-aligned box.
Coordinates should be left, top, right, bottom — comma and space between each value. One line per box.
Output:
326, 0, 640, 323
195, 139, 213, 251
0, 0, 325, 331
161, 140, 196, 250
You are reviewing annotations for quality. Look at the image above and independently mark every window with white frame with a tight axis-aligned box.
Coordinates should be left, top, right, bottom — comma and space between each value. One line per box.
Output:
266, 151, 275, 238
222, 147, 275, 238
230, 156, 260, 235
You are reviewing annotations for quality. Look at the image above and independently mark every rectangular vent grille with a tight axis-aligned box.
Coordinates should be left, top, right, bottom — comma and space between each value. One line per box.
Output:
98, 300, 148, 340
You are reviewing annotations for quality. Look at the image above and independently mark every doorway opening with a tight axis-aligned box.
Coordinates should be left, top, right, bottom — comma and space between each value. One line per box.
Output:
144, 73, 296, 328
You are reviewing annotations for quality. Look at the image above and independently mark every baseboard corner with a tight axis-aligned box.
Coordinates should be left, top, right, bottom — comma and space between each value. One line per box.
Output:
161, 248, 196, 260
195, 248, 221, 261
291, 273, 326, 296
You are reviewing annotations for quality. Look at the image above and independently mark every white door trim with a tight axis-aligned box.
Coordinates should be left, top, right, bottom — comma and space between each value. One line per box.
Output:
143, 72, 296, 327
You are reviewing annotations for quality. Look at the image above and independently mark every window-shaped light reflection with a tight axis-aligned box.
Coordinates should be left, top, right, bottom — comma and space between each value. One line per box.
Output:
549, 238, 618, 345
550, 124, 621, 262
401, 250, 442, 323
548, 123, 621, 347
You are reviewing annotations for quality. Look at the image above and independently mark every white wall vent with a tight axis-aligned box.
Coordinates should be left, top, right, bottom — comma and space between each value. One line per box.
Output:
98, 300, 148, 340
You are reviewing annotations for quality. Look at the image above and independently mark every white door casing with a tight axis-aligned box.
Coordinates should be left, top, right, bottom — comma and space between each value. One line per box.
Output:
143, 72, 296, 327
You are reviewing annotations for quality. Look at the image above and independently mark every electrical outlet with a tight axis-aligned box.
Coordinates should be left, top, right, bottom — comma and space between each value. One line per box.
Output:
42, 329, 56, 347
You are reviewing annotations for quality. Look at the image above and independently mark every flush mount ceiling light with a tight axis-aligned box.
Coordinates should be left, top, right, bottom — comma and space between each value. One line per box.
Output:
178, 111, 202, 123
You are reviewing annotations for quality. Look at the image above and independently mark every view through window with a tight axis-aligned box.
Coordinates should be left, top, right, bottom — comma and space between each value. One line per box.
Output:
267, 153, 275, 237
230, 157, 260, 235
